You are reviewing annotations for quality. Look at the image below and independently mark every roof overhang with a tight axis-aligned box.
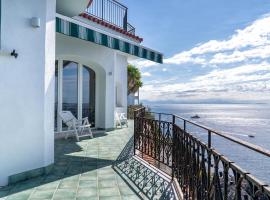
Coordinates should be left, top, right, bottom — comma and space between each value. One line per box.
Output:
56, 15, 163, 64
56, 0, 90, 17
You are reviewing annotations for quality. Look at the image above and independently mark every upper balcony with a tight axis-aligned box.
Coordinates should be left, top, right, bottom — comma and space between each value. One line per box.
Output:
56, 0, 143, 43
85, 0, 137, 37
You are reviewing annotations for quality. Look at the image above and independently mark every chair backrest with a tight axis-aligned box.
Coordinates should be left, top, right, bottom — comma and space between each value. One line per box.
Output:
119, 113, 126, 120
115, 112, 121, 122
115, 112, 126, 121
59, 111, 76, 127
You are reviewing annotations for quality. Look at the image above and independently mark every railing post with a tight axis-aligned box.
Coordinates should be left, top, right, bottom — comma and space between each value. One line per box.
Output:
101, 0, 104, 21
183, 120, 186, 132
172, 115, 176, 179
123, 9, 128, 31
208, 130, 211, 148
207, 130, 211, 200
133, 110, 137, 156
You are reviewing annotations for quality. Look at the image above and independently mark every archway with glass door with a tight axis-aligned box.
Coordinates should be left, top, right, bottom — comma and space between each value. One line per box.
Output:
55, 60, 96, 131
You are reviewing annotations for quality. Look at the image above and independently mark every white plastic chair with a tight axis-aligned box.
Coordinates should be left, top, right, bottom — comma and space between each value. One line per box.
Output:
59, 111, 93, 141
115, 112, 128, 128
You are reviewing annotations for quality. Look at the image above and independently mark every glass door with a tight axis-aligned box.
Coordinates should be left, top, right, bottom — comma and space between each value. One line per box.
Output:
62, 61, 79, 119
82, 66, 96, 126
55, 60, 96, 131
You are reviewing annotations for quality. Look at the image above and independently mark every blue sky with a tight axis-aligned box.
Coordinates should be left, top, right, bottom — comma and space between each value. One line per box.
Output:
121, 0, 270, 103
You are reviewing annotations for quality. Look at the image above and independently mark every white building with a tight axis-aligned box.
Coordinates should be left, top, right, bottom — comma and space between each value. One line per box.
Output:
0, 0, 162, 186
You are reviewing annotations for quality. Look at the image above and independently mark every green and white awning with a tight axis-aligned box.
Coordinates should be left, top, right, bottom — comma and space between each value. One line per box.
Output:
56, 17, 163, 64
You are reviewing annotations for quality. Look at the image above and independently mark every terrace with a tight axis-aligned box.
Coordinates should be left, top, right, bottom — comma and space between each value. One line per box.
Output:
0, 121, 178, 200
1, 108, 270, 200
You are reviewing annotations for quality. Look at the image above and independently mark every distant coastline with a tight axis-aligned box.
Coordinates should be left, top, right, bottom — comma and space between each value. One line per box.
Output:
142, 100, 269, 105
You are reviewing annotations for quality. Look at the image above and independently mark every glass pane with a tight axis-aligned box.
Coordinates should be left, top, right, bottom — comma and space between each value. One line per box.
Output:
54, 61, 58, 130
82, 66, 96, 126
62, 61, 78, 120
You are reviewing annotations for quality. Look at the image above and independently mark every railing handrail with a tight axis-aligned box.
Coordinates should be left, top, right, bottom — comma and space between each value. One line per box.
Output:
146, 110, 270, 158
107, 0, 128, 10
175, 114, 270, 157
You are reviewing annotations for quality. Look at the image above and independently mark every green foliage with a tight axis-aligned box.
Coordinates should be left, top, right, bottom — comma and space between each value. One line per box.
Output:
128, 64, 143, 95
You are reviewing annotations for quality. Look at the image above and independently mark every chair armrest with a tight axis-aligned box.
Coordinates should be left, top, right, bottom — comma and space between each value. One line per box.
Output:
77, 124, 92, 128
120, 113, 127, 120
77, 117, 88, 122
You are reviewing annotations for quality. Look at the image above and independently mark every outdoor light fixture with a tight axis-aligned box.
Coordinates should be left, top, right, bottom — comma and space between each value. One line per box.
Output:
31, 17, 41, 28
108, 72, 113, 76
10, 50, 18, 59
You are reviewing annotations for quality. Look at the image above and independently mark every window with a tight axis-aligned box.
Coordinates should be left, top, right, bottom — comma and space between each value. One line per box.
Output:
54, 60, 97, 131
54, 61, 58, 130
62, 61, 79, 118
82, 66, 96, 126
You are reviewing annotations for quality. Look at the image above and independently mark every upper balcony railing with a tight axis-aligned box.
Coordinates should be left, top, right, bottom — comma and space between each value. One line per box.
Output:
86, 0, 136, 35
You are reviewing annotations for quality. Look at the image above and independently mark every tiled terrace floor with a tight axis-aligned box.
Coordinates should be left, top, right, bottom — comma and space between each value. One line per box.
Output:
0, 121, 177, 200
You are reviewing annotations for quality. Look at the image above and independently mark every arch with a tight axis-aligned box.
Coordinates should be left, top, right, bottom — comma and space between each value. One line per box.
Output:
55, 56, 107, 129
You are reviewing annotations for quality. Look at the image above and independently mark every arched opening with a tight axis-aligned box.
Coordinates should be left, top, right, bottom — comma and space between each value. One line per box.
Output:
55, 59, 98, 131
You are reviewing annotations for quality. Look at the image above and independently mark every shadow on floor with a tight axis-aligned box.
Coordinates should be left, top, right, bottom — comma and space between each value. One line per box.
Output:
112, 136, 177, 200
0, 134, 113, 198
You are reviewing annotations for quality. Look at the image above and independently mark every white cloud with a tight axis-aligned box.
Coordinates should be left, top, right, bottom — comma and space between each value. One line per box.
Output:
132, 14, 270, 68
129, 59, 159, 68
142, 72, 152, 77
140, 62, 270, 102
131, 14, 270, 103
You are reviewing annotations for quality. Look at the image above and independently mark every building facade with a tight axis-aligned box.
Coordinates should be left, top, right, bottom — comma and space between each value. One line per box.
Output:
0, 0, 162, 186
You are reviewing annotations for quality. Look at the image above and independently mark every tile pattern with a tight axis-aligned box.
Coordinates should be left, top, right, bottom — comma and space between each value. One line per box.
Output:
0, 121, 177, 200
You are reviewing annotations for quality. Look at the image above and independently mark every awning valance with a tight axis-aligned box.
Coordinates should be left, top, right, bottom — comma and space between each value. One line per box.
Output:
56, 17, 163, 64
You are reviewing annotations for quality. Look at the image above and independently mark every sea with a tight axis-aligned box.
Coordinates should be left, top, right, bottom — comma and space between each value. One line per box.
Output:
145, 103, 270, 184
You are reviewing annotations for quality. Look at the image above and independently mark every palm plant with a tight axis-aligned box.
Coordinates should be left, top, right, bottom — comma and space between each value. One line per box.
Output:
128, 64, 143, 95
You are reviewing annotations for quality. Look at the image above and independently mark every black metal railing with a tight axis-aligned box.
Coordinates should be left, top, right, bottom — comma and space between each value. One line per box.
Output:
86, 0, 135, 34
134, 108, 270, 200
127, 23, 135, 35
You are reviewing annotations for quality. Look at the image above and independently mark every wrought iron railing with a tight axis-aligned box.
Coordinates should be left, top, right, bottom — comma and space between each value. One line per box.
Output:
86, 0, 135, 34
127, 23, 135, 35
134, 108, 270, 200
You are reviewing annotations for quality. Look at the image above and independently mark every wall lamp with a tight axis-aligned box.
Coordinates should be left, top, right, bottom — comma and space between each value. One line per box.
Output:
31, 17, 41, 28
11, 50, 18, 59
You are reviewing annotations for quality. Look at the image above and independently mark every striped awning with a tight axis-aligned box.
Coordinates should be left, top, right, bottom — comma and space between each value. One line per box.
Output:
56, 17, 163, 64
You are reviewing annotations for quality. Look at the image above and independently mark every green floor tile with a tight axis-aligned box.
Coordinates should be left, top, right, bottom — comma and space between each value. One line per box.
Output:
99, 196, 121, 200
76, 188, 97, 197
99, 187, 119, 197
36, 182, 59, 190
78, 180, 97, 188
98, 180, 117, 188
6, 190, 32, 200
58, 180, 78, 189
29, 189, 55, 199
76, 197, 98, 200
53, 189, 76, 199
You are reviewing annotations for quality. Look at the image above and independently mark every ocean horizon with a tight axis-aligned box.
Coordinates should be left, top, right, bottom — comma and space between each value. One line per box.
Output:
143, 102, 270, 184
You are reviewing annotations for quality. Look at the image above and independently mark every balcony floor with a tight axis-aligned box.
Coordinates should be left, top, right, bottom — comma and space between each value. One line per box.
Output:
0, 121, 177, 200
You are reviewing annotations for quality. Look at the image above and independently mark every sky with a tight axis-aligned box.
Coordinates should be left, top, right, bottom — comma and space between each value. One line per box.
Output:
120, 0, 270, 104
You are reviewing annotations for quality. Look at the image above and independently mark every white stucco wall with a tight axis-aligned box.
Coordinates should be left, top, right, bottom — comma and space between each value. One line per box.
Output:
115, 54, 128, 115
0, 0, 55, 186
56, 33, 128, 130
